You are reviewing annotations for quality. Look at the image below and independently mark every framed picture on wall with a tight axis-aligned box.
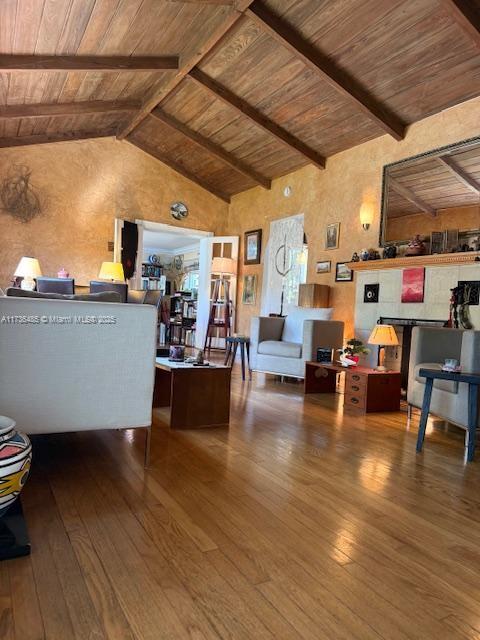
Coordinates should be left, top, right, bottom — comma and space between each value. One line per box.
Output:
242, 274, 257, 304
335, 262, 353, 282
401, 267, 425, 303
325, 223, 340, 250
244, 229, 262, 265
316, 260, 331, 274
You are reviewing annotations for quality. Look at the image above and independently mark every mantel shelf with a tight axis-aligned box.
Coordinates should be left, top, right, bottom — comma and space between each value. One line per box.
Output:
348, 252, 480, 271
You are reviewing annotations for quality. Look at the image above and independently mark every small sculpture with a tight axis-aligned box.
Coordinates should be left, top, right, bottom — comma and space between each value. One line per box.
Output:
368, 248, 380, 260
383, 245, 397, 259
57, 268, 69, 278
350, 252, 360, 262
405, 235, 426, 256
360, 249, 369, 261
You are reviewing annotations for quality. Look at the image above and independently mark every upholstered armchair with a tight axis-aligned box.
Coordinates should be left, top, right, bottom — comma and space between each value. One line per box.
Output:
408, 326, 480, 433
250, 308, 344, 378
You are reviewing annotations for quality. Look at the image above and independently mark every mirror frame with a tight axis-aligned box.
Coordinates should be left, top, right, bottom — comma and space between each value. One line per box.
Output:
379, 135, 480, 247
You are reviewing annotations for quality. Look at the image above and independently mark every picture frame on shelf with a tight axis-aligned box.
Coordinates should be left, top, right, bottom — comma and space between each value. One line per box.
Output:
325, 223, 340, 250
335, 262, 353, 282
445, 229, 459, 252
244, 229, 262, 265
242, 274, 257, 305
315, 260, 331, 274
430, 231, 445, 254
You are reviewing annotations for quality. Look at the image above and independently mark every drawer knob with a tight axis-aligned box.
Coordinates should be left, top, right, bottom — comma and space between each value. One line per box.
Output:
352, 375, 360, 381
350, 397, 359, 404
351, 385, 360, 392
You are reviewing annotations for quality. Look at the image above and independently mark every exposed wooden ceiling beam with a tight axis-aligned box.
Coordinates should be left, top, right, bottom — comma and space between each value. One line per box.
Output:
117, 0, 256, 139
389, 177, 437, 217
167, 0, 234, 4
0, 130, 117, 149
438, 155, 480, 195
150, 109, 271, 189
188, 68, 326, 169
0, 100, 140, 120
127, 137, 231, 203
0, 55, 179, 72
442, 0, 480, 49
246, 2, 405, 141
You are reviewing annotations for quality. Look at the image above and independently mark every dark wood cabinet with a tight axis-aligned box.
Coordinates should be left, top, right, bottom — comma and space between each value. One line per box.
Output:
305, 362, 401, 413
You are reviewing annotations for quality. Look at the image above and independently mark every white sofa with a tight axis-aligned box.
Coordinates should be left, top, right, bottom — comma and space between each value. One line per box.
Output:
0, 295, 157, 462
250, 307, 344, 378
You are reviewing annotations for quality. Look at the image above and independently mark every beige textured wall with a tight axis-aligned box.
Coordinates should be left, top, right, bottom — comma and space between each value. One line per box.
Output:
0, 137, 228, 289
227, 97, 480, 339
386, 205, 480, 242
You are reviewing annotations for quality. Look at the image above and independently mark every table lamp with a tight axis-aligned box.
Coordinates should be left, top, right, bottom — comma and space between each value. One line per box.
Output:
211, 257, 236, 276
98, 261, 125, 281
368, 324, 398, 371
14, 257, 42, 291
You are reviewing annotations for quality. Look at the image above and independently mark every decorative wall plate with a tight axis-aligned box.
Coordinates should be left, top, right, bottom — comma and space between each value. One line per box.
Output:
170, 202, 188, 221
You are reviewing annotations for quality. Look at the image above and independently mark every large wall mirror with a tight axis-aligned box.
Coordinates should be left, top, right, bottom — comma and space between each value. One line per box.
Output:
380, 136, 480, 251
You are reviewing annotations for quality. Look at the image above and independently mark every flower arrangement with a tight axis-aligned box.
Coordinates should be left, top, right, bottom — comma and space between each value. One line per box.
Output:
337, 339, 369, 366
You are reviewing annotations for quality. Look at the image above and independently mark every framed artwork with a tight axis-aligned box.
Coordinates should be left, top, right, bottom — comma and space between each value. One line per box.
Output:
242, 274, 257, 305
244, 229, 262, 265
402, 267, 425, 303
316, 260, 331, 274
364, 283, 379, 303
325, 222, 340, 250
430, 231, 445, 254
335, 262, 353, 282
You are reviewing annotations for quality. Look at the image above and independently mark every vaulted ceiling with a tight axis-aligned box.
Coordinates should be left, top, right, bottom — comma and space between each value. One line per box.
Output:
0, 0, 479, 203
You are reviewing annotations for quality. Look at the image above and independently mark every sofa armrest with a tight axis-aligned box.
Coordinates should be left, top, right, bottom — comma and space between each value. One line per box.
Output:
250, 316, 285, 353
302, 320, 344, 362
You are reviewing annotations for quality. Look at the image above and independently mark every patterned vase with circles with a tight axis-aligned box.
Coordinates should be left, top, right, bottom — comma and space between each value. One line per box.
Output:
0, 416, 32, 516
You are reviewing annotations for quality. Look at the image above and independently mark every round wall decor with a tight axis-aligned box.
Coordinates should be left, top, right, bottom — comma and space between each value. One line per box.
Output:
170, 201, 188, 221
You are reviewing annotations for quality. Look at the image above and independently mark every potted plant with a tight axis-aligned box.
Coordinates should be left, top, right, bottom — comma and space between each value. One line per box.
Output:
338, 338, 369, 366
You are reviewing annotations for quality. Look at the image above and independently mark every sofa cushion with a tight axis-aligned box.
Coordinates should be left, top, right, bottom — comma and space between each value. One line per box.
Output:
6, 287, 122, 303
414, 362, 459, 394
282, 306, 333, 343
258, 340, 302, 358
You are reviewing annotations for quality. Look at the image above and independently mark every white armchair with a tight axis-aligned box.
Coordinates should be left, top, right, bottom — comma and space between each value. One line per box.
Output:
408, 326, 480, 432
250, 308, 344, 378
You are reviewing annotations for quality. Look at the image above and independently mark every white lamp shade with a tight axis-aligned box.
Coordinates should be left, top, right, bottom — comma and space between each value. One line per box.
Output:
359, 202, 374, 227
368, 324, 398, 346
14, 257, 42, 278
98, 261, 125, 281
211, 256, 237, 275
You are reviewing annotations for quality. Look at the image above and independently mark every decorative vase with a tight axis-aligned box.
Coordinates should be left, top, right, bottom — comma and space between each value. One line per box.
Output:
57, 268, 69, 278
0, 416, 32, 517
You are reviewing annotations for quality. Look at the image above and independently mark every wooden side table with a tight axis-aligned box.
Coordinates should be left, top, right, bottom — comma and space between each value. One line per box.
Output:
416, 368, 480, 461
305, 362, 401, 413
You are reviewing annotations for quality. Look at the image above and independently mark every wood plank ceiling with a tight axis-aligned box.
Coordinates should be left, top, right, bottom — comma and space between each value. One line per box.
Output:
0, 0, 479, 203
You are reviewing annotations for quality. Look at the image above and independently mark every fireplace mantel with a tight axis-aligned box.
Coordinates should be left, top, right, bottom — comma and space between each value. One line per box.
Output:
349, 252, 480, 271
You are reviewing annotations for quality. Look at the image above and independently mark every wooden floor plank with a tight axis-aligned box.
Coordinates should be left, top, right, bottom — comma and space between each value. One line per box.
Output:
6, 367, 480, 639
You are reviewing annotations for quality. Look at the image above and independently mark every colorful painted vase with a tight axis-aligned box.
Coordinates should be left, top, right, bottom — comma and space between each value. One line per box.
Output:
0, 416, 32, 516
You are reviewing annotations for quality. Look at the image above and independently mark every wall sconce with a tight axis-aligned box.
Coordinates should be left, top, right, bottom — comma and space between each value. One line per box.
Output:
359, 202, 374, 230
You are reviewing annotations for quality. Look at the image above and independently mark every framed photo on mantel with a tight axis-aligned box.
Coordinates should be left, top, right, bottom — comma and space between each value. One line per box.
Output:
244, 229, 262, 265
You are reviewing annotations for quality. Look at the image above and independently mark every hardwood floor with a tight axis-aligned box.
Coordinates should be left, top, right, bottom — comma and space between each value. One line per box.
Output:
2, 368, 480, 639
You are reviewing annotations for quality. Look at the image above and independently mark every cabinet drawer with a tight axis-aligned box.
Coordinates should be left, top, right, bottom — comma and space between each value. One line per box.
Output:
345, 393, 366, 410
346, 371, 367, 390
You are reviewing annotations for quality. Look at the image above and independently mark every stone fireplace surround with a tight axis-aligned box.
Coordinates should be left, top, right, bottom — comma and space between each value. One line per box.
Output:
354, 263, 480, 377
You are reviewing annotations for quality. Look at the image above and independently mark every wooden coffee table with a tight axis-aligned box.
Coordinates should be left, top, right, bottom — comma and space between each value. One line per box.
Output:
153, 358, 231, 429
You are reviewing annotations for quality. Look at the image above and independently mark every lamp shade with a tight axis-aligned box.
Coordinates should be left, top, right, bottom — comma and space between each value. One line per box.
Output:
98, 261, 125, 281
368, 324, 398, 346
359, 202, 374, 228
211, 256, 236, 275
14, 257, 42, 278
